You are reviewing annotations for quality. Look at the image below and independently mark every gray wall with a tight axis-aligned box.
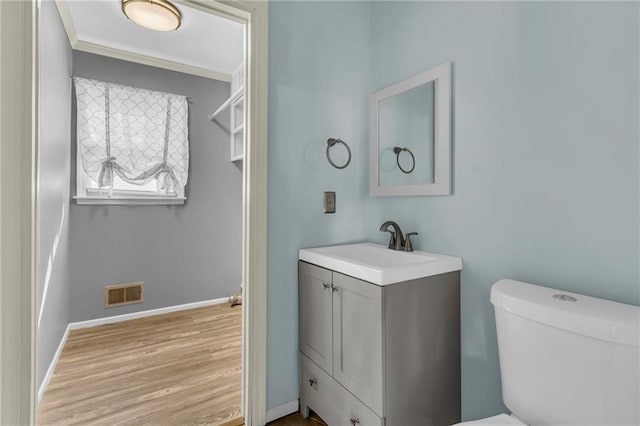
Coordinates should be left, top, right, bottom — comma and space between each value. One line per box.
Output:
37, 1, 73, 391
69, 52, 241, 322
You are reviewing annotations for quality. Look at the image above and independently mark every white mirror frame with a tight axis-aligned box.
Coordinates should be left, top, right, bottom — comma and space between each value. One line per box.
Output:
370, 62, 452, 197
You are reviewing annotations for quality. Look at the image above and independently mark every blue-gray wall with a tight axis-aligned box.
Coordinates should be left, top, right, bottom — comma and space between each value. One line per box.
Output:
367, 2, 639, 419
268, 1, 371, 408
37, 0, 73, 392
267, 0, 640, 418
69, 52, 242, 322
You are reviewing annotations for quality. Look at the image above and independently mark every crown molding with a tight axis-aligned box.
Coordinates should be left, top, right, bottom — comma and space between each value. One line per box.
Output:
72, 39, 232, 82
54, 0, 78, 46
53, 0, 232, 83
175, 0, 246, 25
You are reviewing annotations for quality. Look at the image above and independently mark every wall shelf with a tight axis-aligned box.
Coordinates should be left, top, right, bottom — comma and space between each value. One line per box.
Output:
209, 63, 245, 162
208, 87, 244, 121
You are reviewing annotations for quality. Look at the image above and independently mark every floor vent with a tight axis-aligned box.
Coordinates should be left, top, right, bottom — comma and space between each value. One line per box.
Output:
105, 282, 144, 308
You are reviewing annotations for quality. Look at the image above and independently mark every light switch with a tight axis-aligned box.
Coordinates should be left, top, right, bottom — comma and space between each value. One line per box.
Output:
323, 191, 336, 214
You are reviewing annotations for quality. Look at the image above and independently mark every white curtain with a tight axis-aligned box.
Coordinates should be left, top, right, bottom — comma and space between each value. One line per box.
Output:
74, 77, 189, 194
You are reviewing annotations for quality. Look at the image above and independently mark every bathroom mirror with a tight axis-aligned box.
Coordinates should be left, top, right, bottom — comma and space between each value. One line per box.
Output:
370, 62, 451, 196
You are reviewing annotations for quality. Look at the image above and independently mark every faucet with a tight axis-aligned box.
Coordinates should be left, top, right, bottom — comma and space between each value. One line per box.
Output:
379, 221, 418, 252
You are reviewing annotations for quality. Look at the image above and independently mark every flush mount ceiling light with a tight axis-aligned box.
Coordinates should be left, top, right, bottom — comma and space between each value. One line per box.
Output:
122, 0, 181, 32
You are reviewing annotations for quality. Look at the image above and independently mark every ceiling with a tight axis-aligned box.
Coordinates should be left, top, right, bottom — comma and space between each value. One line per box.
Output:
58, 0, 244, 80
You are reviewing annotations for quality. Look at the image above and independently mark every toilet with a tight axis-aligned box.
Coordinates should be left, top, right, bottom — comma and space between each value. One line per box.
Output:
456, 279, 640, 426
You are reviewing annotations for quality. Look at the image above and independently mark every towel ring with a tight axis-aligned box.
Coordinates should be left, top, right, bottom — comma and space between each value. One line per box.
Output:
326, 138, 351, 169
394, 147, 415, 174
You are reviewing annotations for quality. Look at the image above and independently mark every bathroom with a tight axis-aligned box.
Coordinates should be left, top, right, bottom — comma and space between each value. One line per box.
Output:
268, 1, 638, 424
0, 0, 637, 425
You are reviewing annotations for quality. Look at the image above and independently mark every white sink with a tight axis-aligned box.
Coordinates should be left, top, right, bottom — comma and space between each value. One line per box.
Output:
298, 242, 462, 286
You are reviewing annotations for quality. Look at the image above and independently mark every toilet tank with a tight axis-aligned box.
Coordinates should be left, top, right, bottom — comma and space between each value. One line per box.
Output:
491, 279, 640, 426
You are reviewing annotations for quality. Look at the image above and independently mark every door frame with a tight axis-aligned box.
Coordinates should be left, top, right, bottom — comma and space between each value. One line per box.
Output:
0, 0, 268, 424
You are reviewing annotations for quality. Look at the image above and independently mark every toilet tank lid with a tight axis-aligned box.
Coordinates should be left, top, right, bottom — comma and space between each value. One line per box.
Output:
491, 279, 640, 347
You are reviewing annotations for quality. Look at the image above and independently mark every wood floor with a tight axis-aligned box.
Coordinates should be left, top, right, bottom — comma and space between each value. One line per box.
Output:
38, 304, 242, 425
268, 412, 326, 426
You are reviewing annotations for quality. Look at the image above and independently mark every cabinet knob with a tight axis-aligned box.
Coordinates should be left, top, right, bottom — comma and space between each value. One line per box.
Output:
308, 378, 317, 387
350, 417, 360, 425
330, 284, 339, 293
322, 282, 330, 290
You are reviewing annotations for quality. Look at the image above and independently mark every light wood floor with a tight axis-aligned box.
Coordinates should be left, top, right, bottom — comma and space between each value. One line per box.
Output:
38, 304, 242, 425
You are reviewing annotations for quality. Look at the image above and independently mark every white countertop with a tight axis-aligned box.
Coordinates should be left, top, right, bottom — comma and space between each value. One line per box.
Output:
299, 242, 462, 285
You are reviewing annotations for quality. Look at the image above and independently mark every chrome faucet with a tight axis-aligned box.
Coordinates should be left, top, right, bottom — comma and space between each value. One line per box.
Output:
379, 221, 418, 252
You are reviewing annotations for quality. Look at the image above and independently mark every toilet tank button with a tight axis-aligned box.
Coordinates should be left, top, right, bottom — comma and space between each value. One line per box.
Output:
553, 294, 577, 302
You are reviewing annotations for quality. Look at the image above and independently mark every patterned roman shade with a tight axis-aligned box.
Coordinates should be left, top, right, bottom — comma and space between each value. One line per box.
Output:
74, 77, 189, 195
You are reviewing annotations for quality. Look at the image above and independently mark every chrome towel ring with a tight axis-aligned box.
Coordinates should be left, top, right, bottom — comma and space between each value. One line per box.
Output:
394, 147, 415, 174
326, 138, 351, 169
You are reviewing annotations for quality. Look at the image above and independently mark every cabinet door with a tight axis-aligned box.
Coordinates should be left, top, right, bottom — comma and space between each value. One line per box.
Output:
332, 272, 383, 415
299, 262, 334, 373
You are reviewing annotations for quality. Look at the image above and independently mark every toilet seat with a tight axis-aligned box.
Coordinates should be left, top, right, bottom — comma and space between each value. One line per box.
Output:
454, 413, 527, 426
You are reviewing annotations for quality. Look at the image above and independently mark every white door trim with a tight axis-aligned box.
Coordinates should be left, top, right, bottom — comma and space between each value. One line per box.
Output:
0, 0, 268, 424
233, 2, 269, 423
0, 0, 38, 424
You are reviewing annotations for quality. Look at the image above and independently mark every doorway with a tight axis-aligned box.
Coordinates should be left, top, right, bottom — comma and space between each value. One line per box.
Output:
0, 0, 268, 424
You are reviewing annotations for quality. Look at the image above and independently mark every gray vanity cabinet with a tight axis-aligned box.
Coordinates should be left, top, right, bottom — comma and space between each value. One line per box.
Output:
299, 262, 383, 411
331, 272, 383, 413
299, 260, 461, 426
299, 263, 333, 373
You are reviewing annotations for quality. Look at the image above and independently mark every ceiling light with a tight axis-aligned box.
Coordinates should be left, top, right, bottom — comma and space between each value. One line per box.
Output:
122, 0, 181, 32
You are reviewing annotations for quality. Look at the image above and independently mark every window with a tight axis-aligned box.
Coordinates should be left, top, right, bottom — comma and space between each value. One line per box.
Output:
74, 77, 189, 205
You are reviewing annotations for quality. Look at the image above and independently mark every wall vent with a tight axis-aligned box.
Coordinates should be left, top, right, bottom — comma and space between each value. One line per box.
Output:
105, 282, 144, 308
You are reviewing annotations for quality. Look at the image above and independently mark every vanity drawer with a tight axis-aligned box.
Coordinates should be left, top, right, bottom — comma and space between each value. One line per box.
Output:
300, 353, 383, 426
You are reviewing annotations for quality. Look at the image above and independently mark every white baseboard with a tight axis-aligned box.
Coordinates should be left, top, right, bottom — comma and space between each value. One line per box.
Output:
38, 324, 71, 403
68, 297, 228, 330
266, 399, 299, 423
